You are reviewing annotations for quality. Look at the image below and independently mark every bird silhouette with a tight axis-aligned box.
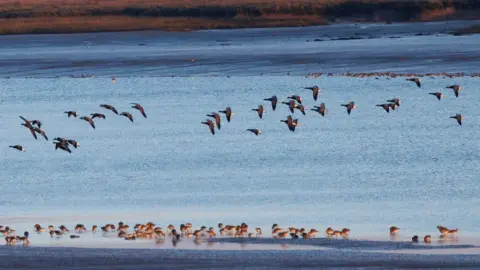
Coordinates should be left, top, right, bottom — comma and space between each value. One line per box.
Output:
406, 77, 421, 87
252, 105, 264, 119
305, 86, 320, 101
201, 119, 215, 135
219, 107, 232, 122
131, 103, 147, 118
429, 92, 444, 100
246, 129, 262, 135
341, 101, 357, 115
263, 96, 278, 111
450, 114, 463, 126
80, 116, 95, 129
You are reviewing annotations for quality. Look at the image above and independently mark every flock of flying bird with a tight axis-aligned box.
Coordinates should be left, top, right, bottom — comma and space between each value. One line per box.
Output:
8, 102, 147, 153
201, 77, 465, 135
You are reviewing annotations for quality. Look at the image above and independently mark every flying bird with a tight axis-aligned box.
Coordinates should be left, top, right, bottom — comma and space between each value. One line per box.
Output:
131, 103, 147, 118
264, 96, 278, 111
281, 115, 299, 132
80, 116, 95, 129
219, 107, 232, 122
120, 112, 134, 122
33, 127, 48, 140
54, 137, 67, 143
207, 112, 221, 130
201, 119, 215, 135
91, 113, 106, 119
376, 104, 390, 113
287, 95, 303, 104
388, 103, 398, 111
54, 141, 71, 153
305, 86, 320, 101
450, 114, 463, 126
252, 105, 264, 119
67, 140, 80, 148
311, 103, 327, 116
64, 111, 78, 118
387, 98, 401, 107
31, 120, 43, 128
429, 92, 444, 100
295, 104, 306, 115
9, 145, 25, 152
446, 85, 461, 97
341, 101, 357, 115
246, 129, 262, 135
282, 100, 296, 113
19, 116, 37, 140
100, 104, 119, 114
406, 77, 421, 87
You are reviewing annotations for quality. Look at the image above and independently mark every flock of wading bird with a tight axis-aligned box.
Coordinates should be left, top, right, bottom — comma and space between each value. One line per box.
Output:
8, 100, 147, 153
201, 77, 465, 135
2, 221, 459, 246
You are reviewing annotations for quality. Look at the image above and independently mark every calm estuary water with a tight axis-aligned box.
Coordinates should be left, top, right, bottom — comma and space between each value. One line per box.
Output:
0, 21, 479, 249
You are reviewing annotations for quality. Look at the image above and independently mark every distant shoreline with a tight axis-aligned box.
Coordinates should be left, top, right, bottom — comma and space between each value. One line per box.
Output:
0, 0, 480, 35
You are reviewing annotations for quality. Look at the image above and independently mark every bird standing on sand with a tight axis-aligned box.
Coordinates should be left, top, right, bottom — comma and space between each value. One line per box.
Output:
64, 111, 77, 118
120, 112, 134, 122
429, 92, 444, 100
305, 86, 320, 101
201, 119, 215, 135
252, 105, 264, 119
311, 103, 327, 116
446, 85, 461, 97
424, 235, 431, 243
264, 96, 278, 111
246, 129, 262, 135
219, 107, 232, 122
131, 103, 147, 118
9, 145, 25, 152
389, 226, 399, 235
406, 77, 421, 88
100, 104, 119, 115
450, 114, 463, 126
207, 112, 221, 130
341, 101, 357, 115
80, 116, 96, 129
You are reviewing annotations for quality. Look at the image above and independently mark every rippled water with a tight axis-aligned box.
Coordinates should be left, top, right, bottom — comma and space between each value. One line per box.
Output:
0, 74, 478, 240
0, 22, 479, 249
0, 20, 480, 77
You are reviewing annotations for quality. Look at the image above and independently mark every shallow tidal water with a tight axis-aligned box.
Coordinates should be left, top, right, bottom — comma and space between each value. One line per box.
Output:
0, 21, 479, 251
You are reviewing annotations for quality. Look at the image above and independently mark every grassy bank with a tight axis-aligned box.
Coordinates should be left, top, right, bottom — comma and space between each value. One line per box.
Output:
0, 0, 480, 35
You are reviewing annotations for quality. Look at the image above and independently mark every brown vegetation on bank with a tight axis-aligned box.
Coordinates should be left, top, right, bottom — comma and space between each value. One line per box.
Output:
0, 0, 479, 35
